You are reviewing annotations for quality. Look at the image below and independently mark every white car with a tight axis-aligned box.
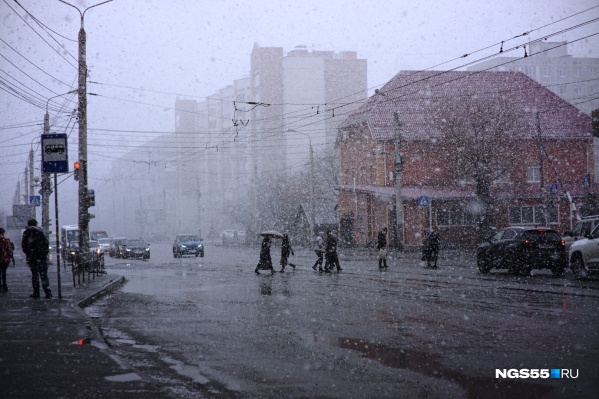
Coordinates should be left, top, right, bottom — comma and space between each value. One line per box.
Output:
568, 225, 599, 278
563, 215, 599, 251
97, 238, 111, 253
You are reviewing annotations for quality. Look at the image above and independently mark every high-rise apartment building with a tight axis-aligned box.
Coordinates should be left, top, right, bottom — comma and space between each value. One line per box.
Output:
467, 41, 599, 115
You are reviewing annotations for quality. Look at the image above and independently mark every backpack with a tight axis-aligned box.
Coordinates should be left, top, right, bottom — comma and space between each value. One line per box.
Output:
26, 228, 49, 258
0, 237, 12, 264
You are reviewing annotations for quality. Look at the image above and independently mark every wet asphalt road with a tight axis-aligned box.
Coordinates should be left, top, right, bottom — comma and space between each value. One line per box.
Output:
86, 243, 599, 399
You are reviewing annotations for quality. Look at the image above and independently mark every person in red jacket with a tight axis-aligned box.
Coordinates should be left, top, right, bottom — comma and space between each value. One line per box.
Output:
0, 228, 13, 291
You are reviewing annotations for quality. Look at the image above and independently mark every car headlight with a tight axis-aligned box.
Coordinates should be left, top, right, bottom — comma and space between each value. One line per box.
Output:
180, 244, 186, 248
145, 248, 150, 251
125, 248, 131, 252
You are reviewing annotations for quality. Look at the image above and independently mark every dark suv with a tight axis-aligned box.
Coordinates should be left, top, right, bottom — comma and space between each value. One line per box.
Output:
477, 227, 566, 276
173, 234, 204, 258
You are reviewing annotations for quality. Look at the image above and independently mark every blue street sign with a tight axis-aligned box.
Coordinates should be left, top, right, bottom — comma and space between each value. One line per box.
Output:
418, 195, 430, 207
29, 195, 41, 206
583, 173, 590, 188
42, 134, 68, 173
550, 183, 558, 196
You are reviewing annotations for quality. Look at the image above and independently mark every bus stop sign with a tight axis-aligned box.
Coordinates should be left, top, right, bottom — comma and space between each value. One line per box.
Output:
42, 134, 68, 173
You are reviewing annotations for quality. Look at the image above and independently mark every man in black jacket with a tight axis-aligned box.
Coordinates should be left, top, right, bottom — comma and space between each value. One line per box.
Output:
21, 219, 52, 299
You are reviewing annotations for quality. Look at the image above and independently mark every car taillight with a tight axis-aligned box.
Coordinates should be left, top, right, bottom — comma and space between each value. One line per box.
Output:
523, 239, 532, 245
561, 240, 565, 247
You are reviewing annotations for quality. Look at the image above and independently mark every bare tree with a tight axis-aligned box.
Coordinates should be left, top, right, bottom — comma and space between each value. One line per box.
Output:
228, 147, 340, 243
431, 95, 518, 242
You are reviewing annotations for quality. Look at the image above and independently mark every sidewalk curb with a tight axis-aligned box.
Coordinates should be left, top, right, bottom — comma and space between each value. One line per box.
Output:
77, 275, 127, 309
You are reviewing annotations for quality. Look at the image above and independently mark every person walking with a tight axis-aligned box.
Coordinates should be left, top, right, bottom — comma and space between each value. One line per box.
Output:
21, 219, 52, 298
279, 234, 296, 272
377, 227, 388, 269
324, 230, 342, 273
0, 228, 13, 291
312, 231, 326, 272
422, 229, 440, 269
255, 236, 275, 274
8, 238, 15, 267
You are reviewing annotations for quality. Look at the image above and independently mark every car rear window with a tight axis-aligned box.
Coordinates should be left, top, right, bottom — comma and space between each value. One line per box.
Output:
521, 230, 561, 242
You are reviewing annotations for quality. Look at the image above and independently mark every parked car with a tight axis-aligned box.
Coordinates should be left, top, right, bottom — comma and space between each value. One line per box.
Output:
568, 224, 599, 278
476, 226, 567, 276
97, 238, 111, 253
173, 234, 204, 257
109, 237, 126, 258
122, 238, 150, 259
563, 215, 599, 251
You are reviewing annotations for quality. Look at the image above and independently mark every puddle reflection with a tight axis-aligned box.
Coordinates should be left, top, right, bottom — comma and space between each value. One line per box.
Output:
336, 337, 555, 399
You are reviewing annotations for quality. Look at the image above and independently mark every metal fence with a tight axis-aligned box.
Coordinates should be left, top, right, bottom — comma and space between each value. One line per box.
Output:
64, 249, 105, 287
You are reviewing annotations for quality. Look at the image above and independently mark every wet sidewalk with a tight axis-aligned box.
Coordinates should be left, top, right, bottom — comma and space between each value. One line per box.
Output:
0, 262, 169, 398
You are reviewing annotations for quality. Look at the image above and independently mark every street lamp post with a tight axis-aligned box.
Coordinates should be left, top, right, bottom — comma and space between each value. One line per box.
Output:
58, 0, 112, 262
288, 129, 315, 238
375, 90, 404, 250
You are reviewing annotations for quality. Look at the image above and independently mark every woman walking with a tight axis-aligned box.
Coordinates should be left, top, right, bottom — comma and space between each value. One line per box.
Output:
255, 236, 276, 274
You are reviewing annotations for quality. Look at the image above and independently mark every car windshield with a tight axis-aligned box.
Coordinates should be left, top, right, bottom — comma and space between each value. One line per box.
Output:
89, 241, 99, 248
179, 235, 200, 242
126, 240, 146, 247
98, 238, 111, 245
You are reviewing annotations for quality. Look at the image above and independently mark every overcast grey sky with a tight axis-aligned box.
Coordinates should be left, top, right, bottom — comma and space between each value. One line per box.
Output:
1, 0, 598, 222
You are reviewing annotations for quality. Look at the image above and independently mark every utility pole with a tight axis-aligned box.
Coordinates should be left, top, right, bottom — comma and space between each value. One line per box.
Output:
393, 112, 404, 250
309, 143, 315, 237
42, 91, 76, 237
41, 111, 51, 236
59, 0, 113, 262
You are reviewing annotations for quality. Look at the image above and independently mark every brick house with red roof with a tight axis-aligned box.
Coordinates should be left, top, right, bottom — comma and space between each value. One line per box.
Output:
337, 70, 595, 249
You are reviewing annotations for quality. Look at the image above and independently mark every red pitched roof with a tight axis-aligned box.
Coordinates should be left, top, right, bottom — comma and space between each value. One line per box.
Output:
340, 70, 592, 141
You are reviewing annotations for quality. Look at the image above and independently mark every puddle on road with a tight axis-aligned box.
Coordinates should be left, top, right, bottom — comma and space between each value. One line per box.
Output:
334, 337, 555, 399
104, 372, 143, 382
162, 355, 211, 384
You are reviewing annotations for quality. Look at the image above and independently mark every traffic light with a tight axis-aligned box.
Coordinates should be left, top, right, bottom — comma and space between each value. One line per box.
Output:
73, 161, 80, 181
87, 189, 95, 207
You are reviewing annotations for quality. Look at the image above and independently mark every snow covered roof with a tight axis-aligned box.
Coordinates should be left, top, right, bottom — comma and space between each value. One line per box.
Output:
339, 70, 592, 141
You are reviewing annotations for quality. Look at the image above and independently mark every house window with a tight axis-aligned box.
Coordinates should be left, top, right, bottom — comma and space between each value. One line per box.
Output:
527, 165, 541, 182
542, 67, 551, 78
509, 205, 558, 225
436, 207, 476, 226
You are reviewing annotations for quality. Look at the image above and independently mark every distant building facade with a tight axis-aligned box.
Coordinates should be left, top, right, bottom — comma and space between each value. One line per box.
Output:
337, 70, 594, 249
107, 45, 367, 238
467, 41, 599, 115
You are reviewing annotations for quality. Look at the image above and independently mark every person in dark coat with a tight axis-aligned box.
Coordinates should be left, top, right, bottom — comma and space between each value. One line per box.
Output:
0, 228, 13, 291
377, 227, 388, 269
21, 219, 52, 298
323, 230, 341, 273
422, 229, 440, 269
279, 234, 296, 272
7, 239, 15, 266
255, 236, 275, 274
